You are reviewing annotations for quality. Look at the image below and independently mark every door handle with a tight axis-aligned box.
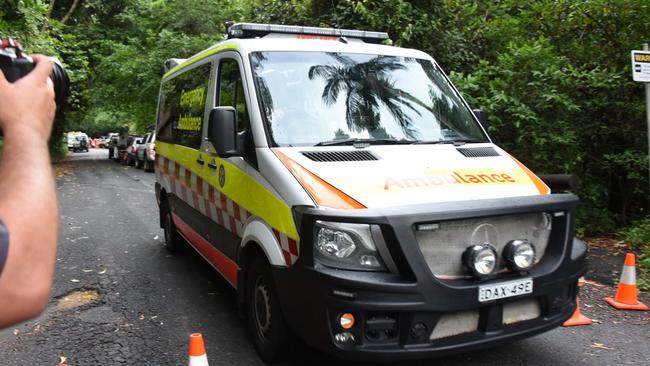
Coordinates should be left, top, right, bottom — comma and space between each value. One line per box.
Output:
208, 160, 218, 170
196, 155, 205, 165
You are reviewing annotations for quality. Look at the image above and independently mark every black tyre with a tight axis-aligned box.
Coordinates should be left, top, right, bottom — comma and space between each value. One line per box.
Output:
162, 200, 184, 253
246, 257, 291, 362
144, 159, 154, 172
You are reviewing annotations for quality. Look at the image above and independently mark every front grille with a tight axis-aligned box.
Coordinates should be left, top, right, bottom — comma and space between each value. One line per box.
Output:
415, 213, 552, 279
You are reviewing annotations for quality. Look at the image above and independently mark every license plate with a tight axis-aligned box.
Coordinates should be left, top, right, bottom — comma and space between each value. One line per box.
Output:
478, 278, 533, 302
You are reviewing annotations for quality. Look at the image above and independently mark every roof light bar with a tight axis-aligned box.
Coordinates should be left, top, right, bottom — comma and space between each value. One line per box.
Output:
164, 58, 187, 73
226, 23, 389, 44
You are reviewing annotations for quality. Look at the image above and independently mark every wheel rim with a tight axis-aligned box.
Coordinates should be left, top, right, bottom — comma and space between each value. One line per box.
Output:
253, 276, 272, 341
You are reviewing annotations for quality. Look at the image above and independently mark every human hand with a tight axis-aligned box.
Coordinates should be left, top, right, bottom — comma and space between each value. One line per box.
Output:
0, 55, 55, 142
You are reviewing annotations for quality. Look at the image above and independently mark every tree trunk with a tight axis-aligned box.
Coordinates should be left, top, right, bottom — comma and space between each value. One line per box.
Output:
41, 0, 57, 31
61, 0, 81, 24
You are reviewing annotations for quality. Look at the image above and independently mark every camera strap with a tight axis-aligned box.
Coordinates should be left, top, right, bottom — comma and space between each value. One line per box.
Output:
0, 219, 8, 277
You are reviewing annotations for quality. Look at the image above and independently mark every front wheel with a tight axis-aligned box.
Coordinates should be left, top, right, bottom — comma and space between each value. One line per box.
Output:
144, 159, 154, 172
246, 258, 291, 362
162, 201, 184, 253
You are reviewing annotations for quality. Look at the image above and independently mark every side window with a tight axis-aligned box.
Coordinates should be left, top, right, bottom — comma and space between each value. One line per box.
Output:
217, 59, 249, 133
157, 83, 175, 141
157, 63, 211, 149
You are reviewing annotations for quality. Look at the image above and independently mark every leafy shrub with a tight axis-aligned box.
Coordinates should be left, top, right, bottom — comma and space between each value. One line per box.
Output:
621, 218, 650, 291
623, 218, 650, 248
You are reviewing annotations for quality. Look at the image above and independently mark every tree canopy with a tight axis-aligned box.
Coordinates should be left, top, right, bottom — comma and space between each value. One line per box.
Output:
1, 0, 648, 233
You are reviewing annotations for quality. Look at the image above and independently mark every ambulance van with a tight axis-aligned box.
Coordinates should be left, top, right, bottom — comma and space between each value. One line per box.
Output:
154, 23, 586, 361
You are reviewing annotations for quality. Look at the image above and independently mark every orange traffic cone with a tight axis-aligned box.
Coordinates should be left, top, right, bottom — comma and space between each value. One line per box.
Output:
604, 253, 648, 311
188, 333, 210, 366
563, 277, 592, 326
563, 298, 593, 326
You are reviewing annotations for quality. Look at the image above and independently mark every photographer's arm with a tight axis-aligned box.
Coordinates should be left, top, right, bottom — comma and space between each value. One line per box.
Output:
0, 55, 58, 328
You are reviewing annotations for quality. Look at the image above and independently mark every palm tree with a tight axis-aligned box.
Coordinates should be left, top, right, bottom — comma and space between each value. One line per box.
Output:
308, 54, 426, 138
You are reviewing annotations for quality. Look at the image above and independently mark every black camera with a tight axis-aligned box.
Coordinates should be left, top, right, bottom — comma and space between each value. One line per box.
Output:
0, 38, 69, 106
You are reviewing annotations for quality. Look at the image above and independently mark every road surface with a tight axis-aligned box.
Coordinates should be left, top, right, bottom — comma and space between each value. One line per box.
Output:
0, 148, 648, 365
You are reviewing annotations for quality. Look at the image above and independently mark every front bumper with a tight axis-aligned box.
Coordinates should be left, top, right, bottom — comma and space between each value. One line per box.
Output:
274, 194, 586, 361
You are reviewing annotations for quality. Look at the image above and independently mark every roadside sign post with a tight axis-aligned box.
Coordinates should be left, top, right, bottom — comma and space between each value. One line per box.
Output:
631, 44, 650, 194
646, 43, 650, 197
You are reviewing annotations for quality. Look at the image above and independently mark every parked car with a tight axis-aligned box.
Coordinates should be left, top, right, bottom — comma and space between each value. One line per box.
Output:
67, 131, 89, 152
109, 128, 129, 161
75, 136, 89, 152
107, 132, 119, 159
66, 134, 75, 151
99, 136, 110, 148
136, 132, 156, 172
125, 136, 143, 166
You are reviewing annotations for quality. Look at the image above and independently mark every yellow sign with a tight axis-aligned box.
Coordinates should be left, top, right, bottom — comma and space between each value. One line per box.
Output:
634, 54, 650, 63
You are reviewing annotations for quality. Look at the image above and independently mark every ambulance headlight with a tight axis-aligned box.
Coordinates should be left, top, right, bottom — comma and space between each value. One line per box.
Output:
504, 239, 536, 271
463, 244, 497, 277
314, 221, 387, 271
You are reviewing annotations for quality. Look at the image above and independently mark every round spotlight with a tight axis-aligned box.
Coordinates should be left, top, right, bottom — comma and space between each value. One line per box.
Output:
504, 239, 536, 271
463, 244, 497, 277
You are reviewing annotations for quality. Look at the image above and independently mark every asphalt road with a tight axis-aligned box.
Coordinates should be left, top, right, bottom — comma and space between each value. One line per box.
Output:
0, 148, 648, 365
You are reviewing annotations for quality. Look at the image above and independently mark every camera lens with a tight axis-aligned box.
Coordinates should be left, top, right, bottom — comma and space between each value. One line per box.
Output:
50, 59, 70, 107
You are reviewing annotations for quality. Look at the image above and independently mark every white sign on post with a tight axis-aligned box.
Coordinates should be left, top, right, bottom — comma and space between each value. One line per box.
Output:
631, 50, 650, 82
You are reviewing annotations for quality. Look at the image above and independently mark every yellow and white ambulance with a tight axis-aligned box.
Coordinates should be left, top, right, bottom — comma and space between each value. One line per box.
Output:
154, 23, 586, 361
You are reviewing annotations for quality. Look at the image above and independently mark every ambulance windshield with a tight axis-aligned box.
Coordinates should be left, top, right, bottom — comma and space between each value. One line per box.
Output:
250, 52, 488, 146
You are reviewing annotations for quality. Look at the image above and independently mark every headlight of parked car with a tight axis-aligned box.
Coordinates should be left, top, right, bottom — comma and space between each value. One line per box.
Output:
314, 220, 387, 272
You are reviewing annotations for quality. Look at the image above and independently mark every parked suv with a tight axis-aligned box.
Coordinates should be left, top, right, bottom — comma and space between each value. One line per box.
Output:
125, 136, 143, 166
154, 23, 586, 362
136, 131, 156, 171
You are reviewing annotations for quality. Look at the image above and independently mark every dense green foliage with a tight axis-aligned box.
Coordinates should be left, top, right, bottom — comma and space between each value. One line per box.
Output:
1, 0, 649, 235
621, 218, 650, 289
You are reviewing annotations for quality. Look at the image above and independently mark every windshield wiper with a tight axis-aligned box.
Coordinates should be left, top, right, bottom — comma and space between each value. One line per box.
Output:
412, 138, 485, 146
315, 138, 414, 146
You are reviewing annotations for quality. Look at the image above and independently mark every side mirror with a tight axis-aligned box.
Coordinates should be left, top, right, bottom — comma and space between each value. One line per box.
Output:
473, 109, 489, 131
207, 107, 242, 157
538, 174, 579, 191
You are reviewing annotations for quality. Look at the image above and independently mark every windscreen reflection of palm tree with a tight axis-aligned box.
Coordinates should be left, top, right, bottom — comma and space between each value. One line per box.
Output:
308, 54, 424, 138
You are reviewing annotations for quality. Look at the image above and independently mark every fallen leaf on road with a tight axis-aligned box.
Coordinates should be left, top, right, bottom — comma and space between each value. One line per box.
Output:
154, 235, 159, 240
82, 269, 93, 273
57, 290, 99, 310
591, 343, 613, 350
584, 280, 604, 287
139, 314, 145, 320
150, 315, 158, 320
70, 279, 80, 283
13, 329, 19, 336
98, 269, 107, 274
58, 356, 68, 366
